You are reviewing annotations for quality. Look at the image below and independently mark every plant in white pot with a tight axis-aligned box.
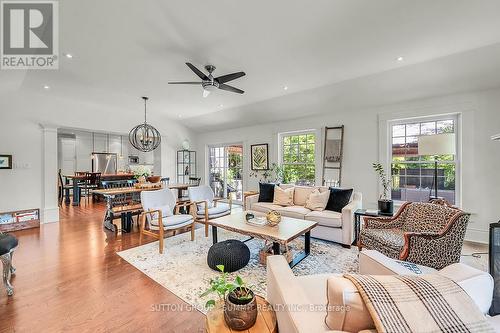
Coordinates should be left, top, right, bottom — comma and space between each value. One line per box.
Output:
372, 162, 394, 215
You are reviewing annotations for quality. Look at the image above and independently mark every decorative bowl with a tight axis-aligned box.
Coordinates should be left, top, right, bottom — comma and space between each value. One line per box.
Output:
266, 210, 281, 227
147, 176, 162, 183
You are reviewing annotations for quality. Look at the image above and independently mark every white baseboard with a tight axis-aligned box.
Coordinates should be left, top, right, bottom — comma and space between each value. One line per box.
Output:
465, 227, 488, 244
42, 207, 59, 224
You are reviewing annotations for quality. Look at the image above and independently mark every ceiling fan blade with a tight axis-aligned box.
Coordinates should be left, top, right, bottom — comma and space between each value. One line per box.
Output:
168, 82, 200, 84
218, 83, 244, 94
185, 62, 208, 80
215, 71, 246, 84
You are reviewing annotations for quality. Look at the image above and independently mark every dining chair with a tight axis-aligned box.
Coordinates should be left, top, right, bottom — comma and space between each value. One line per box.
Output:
188, 185, 232, 237
80, 172, 101, 204
161, 177, 170, 187
74, 171, 88, 186
58, 169, 73, 206
101, 179, 137, 189
140, 188, 196, 254
189, 177, 202, 186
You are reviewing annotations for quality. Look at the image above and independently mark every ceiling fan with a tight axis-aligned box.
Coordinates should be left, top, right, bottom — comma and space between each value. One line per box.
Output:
169, 63, 246, 97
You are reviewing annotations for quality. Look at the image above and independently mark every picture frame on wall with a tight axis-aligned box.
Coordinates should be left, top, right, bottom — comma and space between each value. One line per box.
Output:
0, 155, 12, 169
250, 144, 269, 170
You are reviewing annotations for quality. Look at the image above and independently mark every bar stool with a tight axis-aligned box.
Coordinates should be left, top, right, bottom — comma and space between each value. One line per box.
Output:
0, 233, 18, 296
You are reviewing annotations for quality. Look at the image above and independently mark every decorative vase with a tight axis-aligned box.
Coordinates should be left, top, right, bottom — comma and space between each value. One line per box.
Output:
224, 289, 257, 330
378, 199, 394, 215
266, 210, 281, 226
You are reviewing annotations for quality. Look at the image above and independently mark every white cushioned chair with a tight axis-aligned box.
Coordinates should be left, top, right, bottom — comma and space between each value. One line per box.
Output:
140, 188, 196, 254
188, 185, 232, 237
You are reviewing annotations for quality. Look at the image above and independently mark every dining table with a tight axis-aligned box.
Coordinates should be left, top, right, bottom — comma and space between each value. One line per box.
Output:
91, 183, 193, 232
63, 173, 135, 206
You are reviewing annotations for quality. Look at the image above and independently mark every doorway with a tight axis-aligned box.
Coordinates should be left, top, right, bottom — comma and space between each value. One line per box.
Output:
208, 144, 243, 203
59, 136, 76, 175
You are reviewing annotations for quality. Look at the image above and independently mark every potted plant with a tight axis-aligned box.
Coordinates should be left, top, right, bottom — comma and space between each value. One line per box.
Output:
201, 265, 257, 330
249, 162, 284, 183
132, 165, 151, 183
372, 162, 393, 215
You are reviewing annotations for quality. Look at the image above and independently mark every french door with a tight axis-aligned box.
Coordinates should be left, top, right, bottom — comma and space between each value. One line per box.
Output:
208, 144, 243, 204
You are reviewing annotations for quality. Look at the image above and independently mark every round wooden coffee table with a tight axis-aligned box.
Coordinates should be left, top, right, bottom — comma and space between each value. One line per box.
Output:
205, 296, 277, 333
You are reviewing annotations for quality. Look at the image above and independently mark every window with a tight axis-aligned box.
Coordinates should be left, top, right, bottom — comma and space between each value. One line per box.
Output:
390, 116, 458, 204
281, 132, 316, 185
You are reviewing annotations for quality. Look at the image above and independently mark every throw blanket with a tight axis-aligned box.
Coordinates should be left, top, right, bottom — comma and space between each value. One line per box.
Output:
344, 274, 494, 333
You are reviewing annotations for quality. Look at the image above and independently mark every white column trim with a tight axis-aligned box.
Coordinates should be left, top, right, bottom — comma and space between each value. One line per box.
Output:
40, 124, 59, 224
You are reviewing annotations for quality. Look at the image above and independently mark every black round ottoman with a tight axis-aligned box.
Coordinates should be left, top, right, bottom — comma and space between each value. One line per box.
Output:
207, 239, 250, 273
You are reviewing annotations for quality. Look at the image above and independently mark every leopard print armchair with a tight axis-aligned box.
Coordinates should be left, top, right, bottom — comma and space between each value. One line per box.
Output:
359, 201, 470, 269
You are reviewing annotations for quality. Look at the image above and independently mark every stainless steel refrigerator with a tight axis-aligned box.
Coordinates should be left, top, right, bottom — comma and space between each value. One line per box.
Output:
91, 153, 117, 174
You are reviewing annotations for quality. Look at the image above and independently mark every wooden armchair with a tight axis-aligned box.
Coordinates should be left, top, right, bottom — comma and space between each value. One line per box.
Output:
359, 201, 470, 269
187, 185, 232, 237
139, 188, 196, 254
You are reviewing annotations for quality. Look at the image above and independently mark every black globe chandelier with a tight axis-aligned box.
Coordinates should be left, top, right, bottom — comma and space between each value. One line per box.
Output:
129, 96, 161, 152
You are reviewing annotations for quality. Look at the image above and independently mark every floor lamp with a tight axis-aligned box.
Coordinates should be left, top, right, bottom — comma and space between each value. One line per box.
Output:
417, 133, 456, 200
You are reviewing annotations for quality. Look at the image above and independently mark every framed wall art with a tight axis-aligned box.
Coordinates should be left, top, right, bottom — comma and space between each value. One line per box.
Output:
0, 154, 12, 169
250, 144, 269, 170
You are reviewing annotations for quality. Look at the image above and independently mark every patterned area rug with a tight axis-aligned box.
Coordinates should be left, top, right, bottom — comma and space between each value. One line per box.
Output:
117, 228, 359, 313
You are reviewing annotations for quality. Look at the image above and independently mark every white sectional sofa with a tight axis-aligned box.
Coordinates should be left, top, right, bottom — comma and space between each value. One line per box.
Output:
245, 184, 362, 247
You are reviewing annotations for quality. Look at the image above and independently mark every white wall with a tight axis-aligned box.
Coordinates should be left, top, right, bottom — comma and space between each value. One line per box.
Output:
0, 92, 194, 222
195, 88, 500, 243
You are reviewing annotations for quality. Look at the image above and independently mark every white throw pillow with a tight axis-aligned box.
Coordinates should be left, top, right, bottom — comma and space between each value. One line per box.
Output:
197, 200, 214, 211
273, 186, 294, 206
305, 189, 329, 211
150, 205, 173, 220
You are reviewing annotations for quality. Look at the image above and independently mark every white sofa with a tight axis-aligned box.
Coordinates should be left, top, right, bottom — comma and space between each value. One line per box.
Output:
245, 184, 362, 247
266, 250, 498, 333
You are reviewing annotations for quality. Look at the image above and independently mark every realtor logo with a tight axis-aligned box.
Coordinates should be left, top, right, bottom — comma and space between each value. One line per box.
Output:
1, 1, 58, 69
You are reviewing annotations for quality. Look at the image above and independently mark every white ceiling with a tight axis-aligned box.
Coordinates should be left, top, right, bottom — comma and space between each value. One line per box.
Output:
4, 0, 500, 131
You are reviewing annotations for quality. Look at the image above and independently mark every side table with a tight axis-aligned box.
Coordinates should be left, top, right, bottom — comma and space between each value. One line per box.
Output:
242, 191, 259, 210
354, 209, 394, 246
205, 295, 277, 333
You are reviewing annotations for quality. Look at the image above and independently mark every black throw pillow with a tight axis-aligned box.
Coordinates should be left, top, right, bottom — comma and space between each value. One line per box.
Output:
258, 183, 279, 203
325, 188, 353, 212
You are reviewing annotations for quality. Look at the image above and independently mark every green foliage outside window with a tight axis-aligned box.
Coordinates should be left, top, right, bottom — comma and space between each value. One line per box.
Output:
282, 133, 315, 184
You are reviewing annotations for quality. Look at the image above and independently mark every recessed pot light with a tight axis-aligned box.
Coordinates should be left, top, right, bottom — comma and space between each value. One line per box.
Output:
283, 86, 288, 90
64, 53, 73, 59
43, 85, 50, 90
178, 114, 182, 118
219, 104, 224, 108
396, 56, 404, 62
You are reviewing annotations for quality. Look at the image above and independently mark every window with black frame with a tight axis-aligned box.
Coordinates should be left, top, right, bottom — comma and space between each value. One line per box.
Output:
390, 117, 458, 204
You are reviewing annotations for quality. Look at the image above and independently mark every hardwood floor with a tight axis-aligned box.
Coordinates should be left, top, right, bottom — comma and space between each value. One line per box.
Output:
0, 202, 205, 333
